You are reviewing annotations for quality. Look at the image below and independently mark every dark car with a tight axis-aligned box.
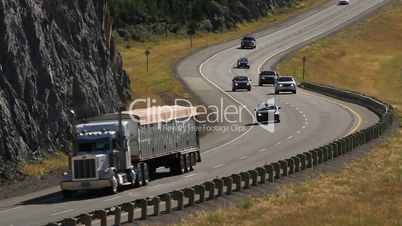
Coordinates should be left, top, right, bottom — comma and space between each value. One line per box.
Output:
259, 71, 279, 86
237, 57, 250, 69
241, 36, 256, 49
256, 103, 280, 123
232, 76, 252, 92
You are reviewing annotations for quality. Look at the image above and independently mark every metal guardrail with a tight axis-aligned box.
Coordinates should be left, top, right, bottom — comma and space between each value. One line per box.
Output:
46, 82, 395, 226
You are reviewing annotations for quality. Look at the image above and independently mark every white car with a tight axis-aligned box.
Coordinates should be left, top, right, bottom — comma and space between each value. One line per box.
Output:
256, 102, 281, 123
338, 0, 350, 5
275, 76, 297, 94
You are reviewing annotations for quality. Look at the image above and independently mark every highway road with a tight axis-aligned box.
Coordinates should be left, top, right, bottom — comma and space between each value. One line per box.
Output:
0, 0, 386, 225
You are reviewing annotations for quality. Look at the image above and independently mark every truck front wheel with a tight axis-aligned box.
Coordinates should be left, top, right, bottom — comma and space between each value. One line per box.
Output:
107, 176, 119, 194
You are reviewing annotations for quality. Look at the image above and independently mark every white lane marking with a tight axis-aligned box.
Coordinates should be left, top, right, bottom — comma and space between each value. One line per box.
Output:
296, 130, 301, 134
276, 142, 281, 145
302, 126, 306, 129
0, 206, 23, 214
184, 173, 198, 178
103, 195, 122, 202
213, 164, 225, 169
299, 111, 304, 114
51, 208, 75, 216
301, 91, 363, 136
239, 156, 248, 160
258, 148, 268, 152
199, 43, 257, 156
303, 114, 307, 118
288, 136, 294, 140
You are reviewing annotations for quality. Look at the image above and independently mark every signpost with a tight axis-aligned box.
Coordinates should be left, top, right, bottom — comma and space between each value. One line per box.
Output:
145, 49, 151, 72
302, 56, 307, 81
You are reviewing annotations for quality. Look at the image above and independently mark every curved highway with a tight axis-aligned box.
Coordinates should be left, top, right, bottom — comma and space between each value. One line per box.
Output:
0, 0, 385, 225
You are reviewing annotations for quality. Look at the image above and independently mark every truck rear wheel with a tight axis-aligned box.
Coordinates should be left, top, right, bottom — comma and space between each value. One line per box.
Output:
171, 154, 185, 175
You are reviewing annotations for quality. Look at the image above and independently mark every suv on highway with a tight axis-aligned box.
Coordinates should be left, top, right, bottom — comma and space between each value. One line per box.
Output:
241, 35, 256, 49
256, 102, 281, 123
259, 71, 279, 86
275, 76, 297, 94
232, 76, 252, 92
237, 57, 250, 69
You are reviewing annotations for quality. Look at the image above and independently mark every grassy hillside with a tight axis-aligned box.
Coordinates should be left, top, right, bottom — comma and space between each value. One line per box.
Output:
117, 0, 327, 104
111, 0, 303, 41
169, 1, 402, 226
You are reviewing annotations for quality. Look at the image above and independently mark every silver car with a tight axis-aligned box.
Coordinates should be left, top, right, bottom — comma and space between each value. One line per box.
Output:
275, 76, 297, 94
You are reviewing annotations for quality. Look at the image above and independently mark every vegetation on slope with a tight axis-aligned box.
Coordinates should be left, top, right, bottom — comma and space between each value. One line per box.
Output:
110, 0, 299, 41
168, 1, 402, 225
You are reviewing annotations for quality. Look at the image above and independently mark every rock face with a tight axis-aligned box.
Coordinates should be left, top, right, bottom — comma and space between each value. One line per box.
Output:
0, 0, 131, 181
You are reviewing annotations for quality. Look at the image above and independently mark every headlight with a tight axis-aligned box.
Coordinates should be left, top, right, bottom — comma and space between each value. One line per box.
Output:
63, 171, 71, 176
279, 84, 283, 87
247, 82, 250, 85
291, 84, 295, 86
235, 83, 238, 86
258, 113, 262, 116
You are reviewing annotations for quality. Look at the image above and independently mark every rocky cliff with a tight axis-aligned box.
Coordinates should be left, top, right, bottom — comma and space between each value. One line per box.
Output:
0, 0, 131, 181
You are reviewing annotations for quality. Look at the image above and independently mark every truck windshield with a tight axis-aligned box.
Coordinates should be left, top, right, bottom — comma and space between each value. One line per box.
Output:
78, 138, 111, 153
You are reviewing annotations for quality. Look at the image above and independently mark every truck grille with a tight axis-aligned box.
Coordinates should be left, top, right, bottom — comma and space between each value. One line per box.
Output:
73, 159, 96, 179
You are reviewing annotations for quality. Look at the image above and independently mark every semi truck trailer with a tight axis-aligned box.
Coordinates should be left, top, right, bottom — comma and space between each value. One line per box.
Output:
61, 105, 201, 198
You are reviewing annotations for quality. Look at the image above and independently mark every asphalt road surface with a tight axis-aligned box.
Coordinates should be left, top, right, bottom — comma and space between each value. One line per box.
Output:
0, 0, 386, 225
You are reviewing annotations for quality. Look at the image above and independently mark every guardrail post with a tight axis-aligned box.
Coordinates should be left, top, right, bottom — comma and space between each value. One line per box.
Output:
333, 141, 339, 157
341, 138, 347, 154
272, 162, 281, 179
223, 177, 233, 194
151, 196, 160, 216
310, 150, 318, 166
297, 154, 306, 170
322, 147, 328, 161
292, 156, 300, 172
94, 210, 107, 226
347, 136, 353, 152
249, 170, 258, 186
287, 159, 295, 174
61, 218, 77, 226
172, 190, 184, 210
121, 202, 135, 223
213, 178, 224, 197
240, 172, 250, 189
317, 148, 324, 163
183, 188, 195, 206
135, 199, 148, 220
337, 140, 345, 155
256, 167, 266, 184
114, 206, 121, 226
204, 181, 215, 200
159, 193, 171, 213
305, 152, 312, 168
79, 214, 92, 226
194, 184, 206, 202
279, 160, 288, 176
264, 164, 275, 182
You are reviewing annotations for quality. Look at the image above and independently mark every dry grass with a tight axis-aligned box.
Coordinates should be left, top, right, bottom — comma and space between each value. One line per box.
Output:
169, 1, 402, 226
19, 152, 68, 177
117, 0, 328, 104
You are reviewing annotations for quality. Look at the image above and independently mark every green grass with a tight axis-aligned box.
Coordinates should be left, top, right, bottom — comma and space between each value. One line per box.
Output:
18, 152, 68, 177
166, 1, 402, 226
117, 0, 328, 104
